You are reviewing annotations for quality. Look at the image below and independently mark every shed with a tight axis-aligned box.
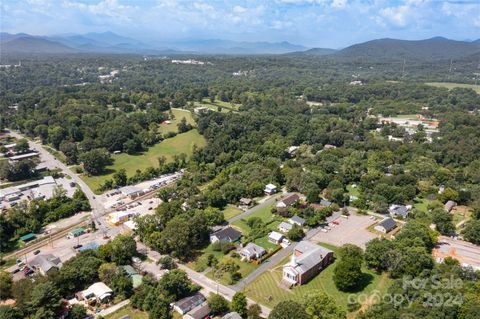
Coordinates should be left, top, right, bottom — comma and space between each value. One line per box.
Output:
444, 200, 457, 213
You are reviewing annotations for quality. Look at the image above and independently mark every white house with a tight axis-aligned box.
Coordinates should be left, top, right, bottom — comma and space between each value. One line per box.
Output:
268, 231, 284, 244
278, 222, 293, 233
264, 183, 277, 195
80, 282, 113, 302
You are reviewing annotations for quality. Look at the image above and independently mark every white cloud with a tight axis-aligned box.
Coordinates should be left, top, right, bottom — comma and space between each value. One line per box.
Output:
62, 0, 135, 21
379, 5, 411, 27
233, 5, 247, 13
331, 0, 347, 9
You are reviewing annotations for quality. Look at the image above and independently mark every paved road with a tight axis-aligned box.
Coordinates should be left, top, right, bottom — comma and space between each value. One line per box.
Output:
228, 193, 285, 224
8, 130, 106, 232
137, 243, 272, 317
231, 210, 342, 291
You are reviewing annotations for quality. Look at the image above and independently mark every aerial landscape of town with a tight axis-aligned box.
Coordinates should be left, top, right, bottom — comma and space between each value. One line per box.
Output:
0, 1, 480, 319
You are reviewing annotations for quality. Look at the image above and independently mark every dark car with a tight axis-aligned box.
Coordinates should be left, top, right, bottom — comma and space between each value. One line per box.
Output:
12, 268, 20, 274
73, 244, 83, 249
24, 268, 34, 276
33, 249, 41, 255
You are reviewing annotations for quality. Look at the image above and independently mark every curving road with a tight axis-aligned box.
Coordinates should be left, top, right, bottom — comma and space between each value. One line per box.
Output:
8, 131, 106, 231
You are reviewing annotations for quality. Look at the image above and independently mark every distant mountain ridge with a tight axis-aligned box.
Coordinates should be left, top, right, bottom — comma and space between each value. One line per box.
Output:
335, 37, 480, 61
1, 32, 479, 59
0, 32, 308, 55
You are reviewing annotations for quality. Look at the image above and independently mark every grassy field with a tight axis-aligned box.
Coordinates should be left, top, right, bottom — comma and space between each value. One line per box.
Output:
425, 82, 480, 94
243, 243, 392, 314
104, 305, 148, 319
346, 184, 360, 197
232, 204, 276, 233
159, 109, 195, 134
223, 205, 243, 220
193, 98, 240, 113
81, 129, 206, 192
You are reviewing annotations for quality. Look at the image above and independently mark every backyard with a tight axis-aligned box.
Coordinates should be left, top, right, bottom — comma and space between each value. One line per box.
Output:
193, 98, 241, 113
104, 305, 148, 319
222, 205, 243, 220
232, 204, 282, 251
81, 129, 206, 192
243, 243, 392, 316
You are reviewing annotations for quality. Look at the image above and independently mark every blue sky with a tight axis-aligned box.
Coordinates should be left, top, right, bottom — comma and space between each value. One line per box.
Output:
1, 0, 479, 48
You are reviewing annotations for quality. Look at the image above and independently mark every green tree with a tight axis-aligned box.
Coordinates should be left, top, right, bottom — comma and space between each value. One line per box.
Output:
0, 306, 23, 319
305, 292, 346, 319
432, 208, 455, 235
157, 270, 196, 301
112, 169, 127, 187
287, 224, 305, 241
247, 304, 262, 319
79, 148, 111, 176
364, 238, 394, 272
231, 292, 248, 318
0, 271, 13, 300
207, 293, 230, 316
333, 245, 364, 291
27, 282, 63, 319
268, 301, 309, 319
69, 304, 87, 319
463, 220, 480, 245
99, 235, 137, 265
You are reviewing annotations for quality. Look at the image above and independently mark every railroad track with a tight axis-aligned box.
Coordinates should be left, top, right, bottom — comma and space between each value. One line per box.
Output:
3, 185, 166, 260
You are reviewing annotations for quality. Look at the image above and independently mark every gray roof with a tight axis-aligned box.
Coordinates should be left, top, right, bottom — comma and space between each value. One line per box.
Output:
174, 293, 206, 313
278, 222, 293, 231
241, 242, 266, 257
444, 200, 457, 212
289, 241, 333, 275
29, 254, 61, 273
319, 199, 332, 207
222, 312, 242, 319
377, 217, 396, 231
389, 205, 409, 217
211, 227, 242, 242
290, 215, 306, 225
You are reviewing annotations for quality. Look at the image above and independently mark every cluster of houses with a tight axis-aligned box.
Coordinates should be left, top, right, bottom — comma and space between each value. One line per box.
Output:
377, 115, 440, 143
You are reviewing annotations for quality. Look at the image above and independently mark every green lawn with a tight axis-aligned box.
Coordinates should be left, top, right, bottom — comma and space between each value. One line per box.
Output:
206, 254, 258, 285
81, 129, 206, 192
413, 197, 431, 213
193, 98, 240, 113
346, 184, 360, 198
223, 205, 243, 220
244, 243, 392, 313
425, 82, 480, 94
232, 205, 276, 233
159, 109, 195, 134
104, 305, 148, 319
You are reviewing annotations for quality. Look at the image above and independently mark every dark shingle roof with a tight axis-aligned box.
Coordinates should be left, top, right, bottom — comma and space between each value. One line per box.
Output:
212, 227, 242, 241
174, 293, 206, 313
281, 194, 299, 207
377, 217, 396, 231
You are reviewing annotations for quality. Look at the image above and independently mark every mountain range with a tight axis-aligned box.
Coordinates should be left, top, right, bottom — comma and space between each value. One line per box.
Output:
1, 31, 480, 60
0, 32, 307, 55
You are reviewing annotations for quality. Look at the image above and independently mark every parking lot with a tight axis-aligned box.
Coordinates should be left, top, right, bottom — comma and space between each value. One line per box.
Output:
310, 213, 379, 249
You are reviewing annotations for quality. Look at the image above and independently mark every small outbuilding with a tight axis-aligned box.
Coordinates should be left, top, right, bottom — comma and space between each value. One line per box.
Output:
444, 200, 457, 213
264, 183, 277, 195
289, 215, 306, 227
240, 242, 266, 261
